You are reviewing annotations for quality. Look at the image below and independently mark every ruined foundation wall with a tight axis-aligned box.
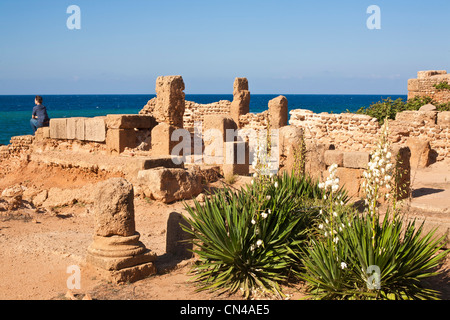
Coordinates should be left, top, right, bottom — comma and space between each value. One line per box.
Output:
289, 110, 380, 152
184, 100, 232, 131
140, 98, 232, 132
289, 109, 450, 162
408, 70, 450, 103
390, 110, 450, 161
239, 111, 268, 130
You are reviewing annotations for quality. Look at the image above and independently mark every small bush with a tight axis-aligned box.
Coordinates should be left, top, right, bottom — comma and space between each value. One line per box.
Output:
433, 81, 450, 91
182, 171, 339, 298
355, 96, 450, 124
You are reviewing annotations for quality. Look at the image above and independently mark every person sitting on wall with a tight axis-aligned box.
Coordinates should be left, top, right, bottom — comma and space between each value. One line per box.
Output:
30, 95, 50, 134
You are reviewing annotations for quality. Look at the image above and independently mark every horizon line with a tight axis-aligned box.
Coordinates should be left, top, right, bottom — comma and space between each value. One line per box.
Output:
0, 92, 408, 96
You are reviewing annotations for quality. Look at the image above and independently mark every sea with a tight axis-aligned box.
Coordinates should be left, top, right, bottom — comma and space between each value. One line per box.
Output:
0, 94, 407, 145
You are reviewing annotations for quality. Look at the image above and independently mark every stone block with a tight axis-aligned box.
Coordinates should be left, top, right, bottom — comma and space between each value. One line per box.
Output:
42, 126, 50, 139
268, 95, 288, 129
437, 111, 450, 126
231, 78, 250, 127
324, 167, 364, 198
106, 128, 138, 155
92, 261, 157, 284
202, 114, 238, 143
390, 145, 411, 200
137, 167, 203, 203
84, 117, 106, 142
305, 143, 334, 180
93, 178, 136, 237
233, 77, 249, 96
231, 90, 250, 126
154, 75, 185, 128
49, 118, 67, 139
166, 211, 193, 259
34, 127, 49, 142
324, 150, 344, 167
417, 70, 447, 79
407, 79, 419, 91
407, 137, 431, 169
419, 104, 437, 112
395, 111, 437, 126
343, 151, 370, 169
223, 140, 250, 177
66, 117, 86, 140
136, 156, 185, 170
202, 115, 238, 165
105, 114, 157, 129
279, 125, 304, 173
150, 122, 179, 156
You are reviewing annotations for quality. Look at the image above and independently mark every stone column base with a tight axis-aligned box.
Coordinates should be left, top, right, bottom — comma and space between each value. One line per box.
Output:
91, 261, 157, 284
86, 232, 157, 284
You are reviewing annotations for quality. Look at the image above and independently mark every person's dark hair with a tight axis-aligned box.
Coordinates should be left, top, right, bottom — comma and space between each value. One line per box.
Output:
35, 95, 43, 104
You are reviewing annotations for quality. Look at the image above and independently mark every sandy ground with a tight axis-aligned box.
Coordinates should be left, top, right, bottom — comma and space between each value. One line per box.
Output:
0, 158, 449, 300
0, 192, 306, 301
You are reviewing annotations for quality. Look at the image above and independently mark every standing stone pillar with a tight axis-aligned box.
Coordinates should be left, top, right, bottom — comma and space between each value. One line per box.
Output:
86, 178, 156, 284
154, 75, 185, 128
390, 145, 411, 200
202, 114, 238, 165
230, 78, 250, 127
268, 95, 288, 129
151, 76, 186, 156
223, 140, 250, 177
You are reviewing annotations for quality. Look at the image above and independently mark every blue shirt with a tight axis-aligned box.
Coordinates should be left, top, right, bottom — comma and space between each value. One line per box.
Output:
32, 104, 50, 126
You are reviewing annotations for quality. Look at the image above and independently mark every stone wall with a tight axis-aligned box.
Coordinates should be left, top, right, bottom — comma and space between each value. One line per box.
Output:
0, 135, 34, 159
390, 110, 450, 162
408, 70, 450, 103
289, 110, 380, 153
183, 100, 232, 132
29, 114, 158, 156
289, 108, 450, 165
140, 96, 232, 134
239, 110, 268, 130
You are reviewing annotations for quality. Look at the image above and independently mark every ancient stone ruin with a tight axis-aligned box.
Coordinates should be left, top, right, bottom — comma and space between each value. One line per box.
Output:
86, 177, 156, 284
408, 70, 450, 103
2, 71, 450, 208
2, 71, 450, 288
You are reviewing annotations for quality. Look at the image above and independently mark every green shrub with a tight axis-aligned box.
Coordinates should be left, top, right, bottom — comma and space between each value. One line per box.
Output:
182, 171, 340, 298
355, 96, 450, 124
301, 120, 449, 300
433, 81, 450, 91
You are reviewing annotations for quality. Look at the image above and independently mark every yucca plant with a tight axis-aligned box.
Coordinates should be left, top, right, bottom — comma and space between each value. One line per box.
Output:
301, 209, 449, 300
301, 120, 449, 300
181, 171, 330, 298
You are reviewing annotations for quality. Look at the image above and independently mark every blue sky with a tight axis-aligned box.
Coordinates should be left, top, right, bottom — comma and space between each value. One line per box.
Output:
0, 0, 449, 94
